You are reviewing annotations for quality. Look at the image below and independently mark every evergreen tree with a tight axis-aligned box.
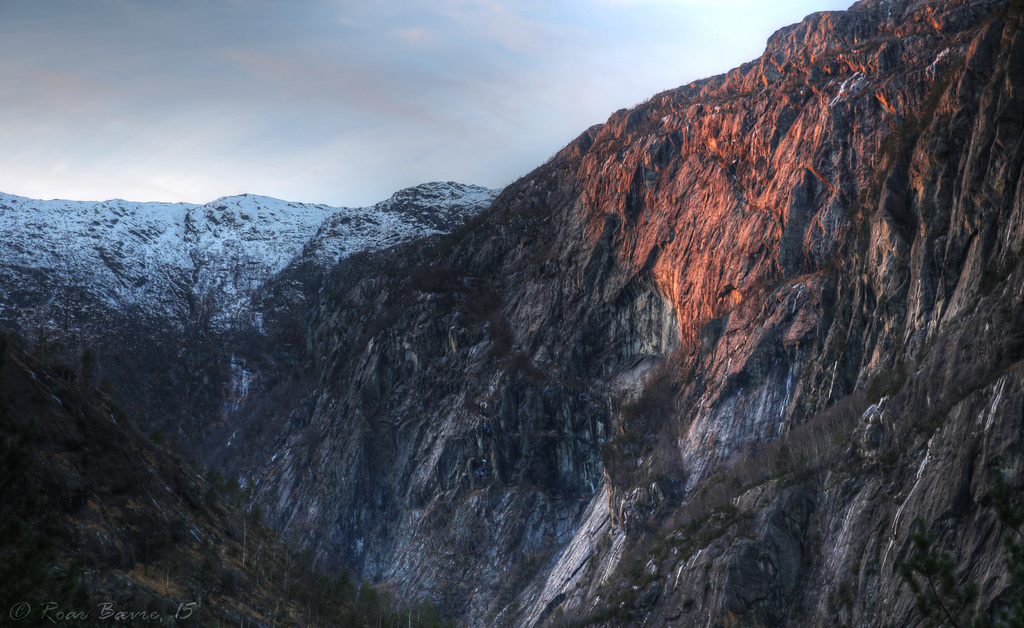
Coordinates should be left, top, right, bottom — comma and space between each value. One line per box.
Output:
899, 520, 979, 627
900, 471, 1024, 627
991, 474, 1024, 627
80, 348, 95, 385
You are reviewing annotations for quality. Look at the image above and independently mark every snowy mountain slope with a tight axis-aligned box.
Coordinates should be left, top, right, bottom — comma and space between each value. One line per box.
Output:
0, 181, 497, 456
0, 194, 195, 319
300, 182, 499, 267
0, 182, 499, 333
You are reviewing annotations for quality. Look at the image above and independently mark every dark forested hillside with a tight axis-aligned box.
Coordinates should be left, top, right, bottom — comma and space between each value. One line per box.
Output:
0, 335, 454, 627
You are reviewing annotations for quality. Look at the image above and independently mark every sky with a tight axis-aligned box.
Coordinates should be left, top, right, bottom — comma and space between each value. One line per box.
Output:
0, 0, 852, 207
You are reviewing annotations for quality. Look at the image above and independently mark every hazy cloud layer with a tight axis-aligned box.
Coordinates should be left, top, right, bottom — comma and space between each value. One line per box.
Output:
0, 0, 850, 206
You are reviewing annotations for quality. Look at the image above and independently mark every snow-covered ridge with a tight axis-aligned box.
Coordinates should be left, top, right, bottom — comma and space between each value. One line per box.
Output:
0, 182, 499, 330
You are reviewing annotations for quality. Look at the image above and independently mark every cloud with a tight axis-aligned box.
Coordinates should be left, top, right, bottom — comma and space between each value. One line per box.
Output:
0, 0, 853, 206
394, 26, 435, 44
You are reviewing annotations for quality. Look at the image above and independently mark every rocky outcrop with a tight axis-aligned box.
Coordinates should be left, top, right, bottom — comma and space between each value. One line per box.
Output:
244, 0, 1024, 625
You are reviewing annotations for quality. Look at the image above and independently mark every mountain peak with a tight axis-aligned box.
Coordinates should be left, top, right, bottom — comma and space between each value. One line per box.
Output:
0, 182, 498, 333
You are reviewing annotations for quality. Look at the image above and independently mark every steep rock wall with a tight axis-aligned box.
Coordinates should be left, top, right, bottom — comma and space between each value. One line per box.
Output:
248, 0, 1024, 625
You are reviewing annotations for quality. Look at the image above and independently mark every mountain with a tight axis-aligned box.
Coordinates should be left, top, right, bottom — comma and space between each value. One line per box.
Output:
0, 182, 499, 455
0, 183, 492, 329
216, 0, 1024, 625
4, 0, 1024, 626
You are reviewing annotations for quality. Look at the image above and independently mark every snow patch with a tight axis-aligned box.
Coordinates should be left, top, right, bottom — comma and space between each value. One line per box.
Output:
829, 72, 867, 107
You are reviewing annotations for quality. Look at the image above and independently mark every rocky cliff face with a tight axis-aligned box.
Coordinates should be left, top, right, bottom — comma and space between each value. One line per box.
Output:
245, 0, 1024, 625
